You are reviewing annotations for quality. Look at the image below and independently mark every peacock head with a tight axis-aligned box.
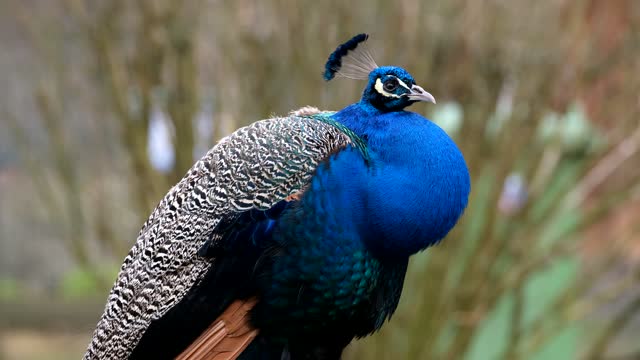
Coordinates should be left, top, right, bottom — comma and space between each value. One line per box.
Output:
324, 34, 436, 112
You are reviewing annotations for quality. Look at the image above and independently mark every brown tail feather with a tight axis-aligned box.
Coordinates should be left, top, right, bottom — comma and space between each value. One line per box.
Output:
176, 298, 258, 360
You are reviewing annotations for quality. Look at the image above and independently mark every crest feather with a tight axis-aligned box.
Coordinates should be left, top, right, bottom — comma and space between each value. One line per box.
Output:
324, 34, 378, 81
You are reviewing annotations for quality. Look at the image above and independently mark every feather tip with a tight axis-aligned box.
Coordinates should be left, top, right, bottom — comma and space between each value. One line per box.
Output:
324, 34, 377, 81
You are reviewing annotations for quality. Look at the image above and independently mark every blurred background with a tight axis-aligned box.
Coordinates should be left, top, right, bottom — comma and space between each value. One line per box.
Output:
1, 0, 639, 359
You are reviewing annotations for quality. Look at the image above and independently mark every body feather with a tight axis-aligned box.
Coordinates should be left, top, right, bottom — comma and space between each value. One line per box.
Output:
85, 34, 471, 360
85, 114, 357, 359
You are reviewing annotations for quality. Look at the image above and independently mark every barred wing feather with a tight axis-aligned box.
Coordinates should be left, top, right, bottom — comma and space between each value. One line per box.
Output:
84, 113, 354, 360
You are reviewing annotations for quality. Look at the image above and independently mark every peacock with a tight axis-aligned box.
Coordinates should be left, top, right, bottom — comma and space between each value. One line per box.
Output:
84, 33, 471, 360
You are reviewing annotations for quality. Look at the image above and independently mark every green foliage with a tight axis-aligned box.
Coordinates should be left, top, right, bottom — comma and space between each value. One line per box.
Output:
58, 265, 120, 300
0, 277, 22, 301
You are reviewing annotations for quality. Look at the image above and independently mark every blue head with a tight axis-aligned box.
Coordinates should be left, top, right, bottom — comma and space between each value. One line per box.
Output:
324, 34, 436, 112
362, 67, 435, 112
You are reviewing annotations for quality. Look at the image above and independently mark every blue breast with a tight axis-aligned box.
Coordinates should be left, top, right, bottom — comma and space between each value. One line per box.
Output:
330, 102, 471, 259
251, 102, 470, 341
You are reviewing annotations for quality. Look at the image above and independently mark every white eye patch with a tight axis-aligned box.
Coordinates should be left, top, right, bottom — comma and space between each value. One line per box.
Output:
374, 77, 412, 98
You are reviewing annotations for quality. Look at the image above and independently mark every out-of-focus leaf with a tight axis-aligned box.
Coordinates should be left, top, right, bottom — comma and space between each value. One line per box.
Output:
0, 277, 22, 301
431, 101, 464, 136
58, 265, 119, 300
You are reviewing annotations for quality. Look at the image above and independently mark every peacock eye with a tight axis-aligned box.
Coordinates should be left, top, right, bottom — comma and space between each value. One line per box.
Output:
383, 77, 399, 92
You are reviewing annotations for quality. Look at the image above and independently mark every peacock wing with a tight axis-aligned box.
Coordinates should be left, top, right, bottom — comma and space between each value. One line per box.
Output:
84, 110, 358, 360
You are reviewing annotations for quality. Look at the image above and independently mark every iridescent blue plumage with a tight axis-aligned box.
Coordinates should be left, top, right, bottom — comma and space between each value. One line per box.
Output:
246, 39, 470, 358
91, 34, 469, 360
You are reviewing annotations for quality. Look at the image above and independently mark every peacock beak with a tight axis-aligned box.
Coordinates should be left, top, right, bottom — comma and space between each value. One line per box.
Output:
407, 85, 436, 104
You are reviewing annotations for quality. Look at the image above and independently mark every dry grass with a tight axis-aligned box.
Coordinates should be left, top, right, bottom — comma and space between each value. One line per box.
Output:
0, 331, 89, 360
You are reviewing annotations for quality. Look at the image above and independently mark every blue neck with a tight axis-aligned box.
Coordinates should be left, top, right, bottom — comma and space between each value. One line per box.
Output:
329, 102, 471, 260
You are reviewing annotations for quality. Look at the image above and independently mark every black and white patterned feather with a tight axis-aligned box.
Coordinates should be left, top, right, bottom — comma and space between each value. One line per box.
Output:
84, 111, 356, 360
